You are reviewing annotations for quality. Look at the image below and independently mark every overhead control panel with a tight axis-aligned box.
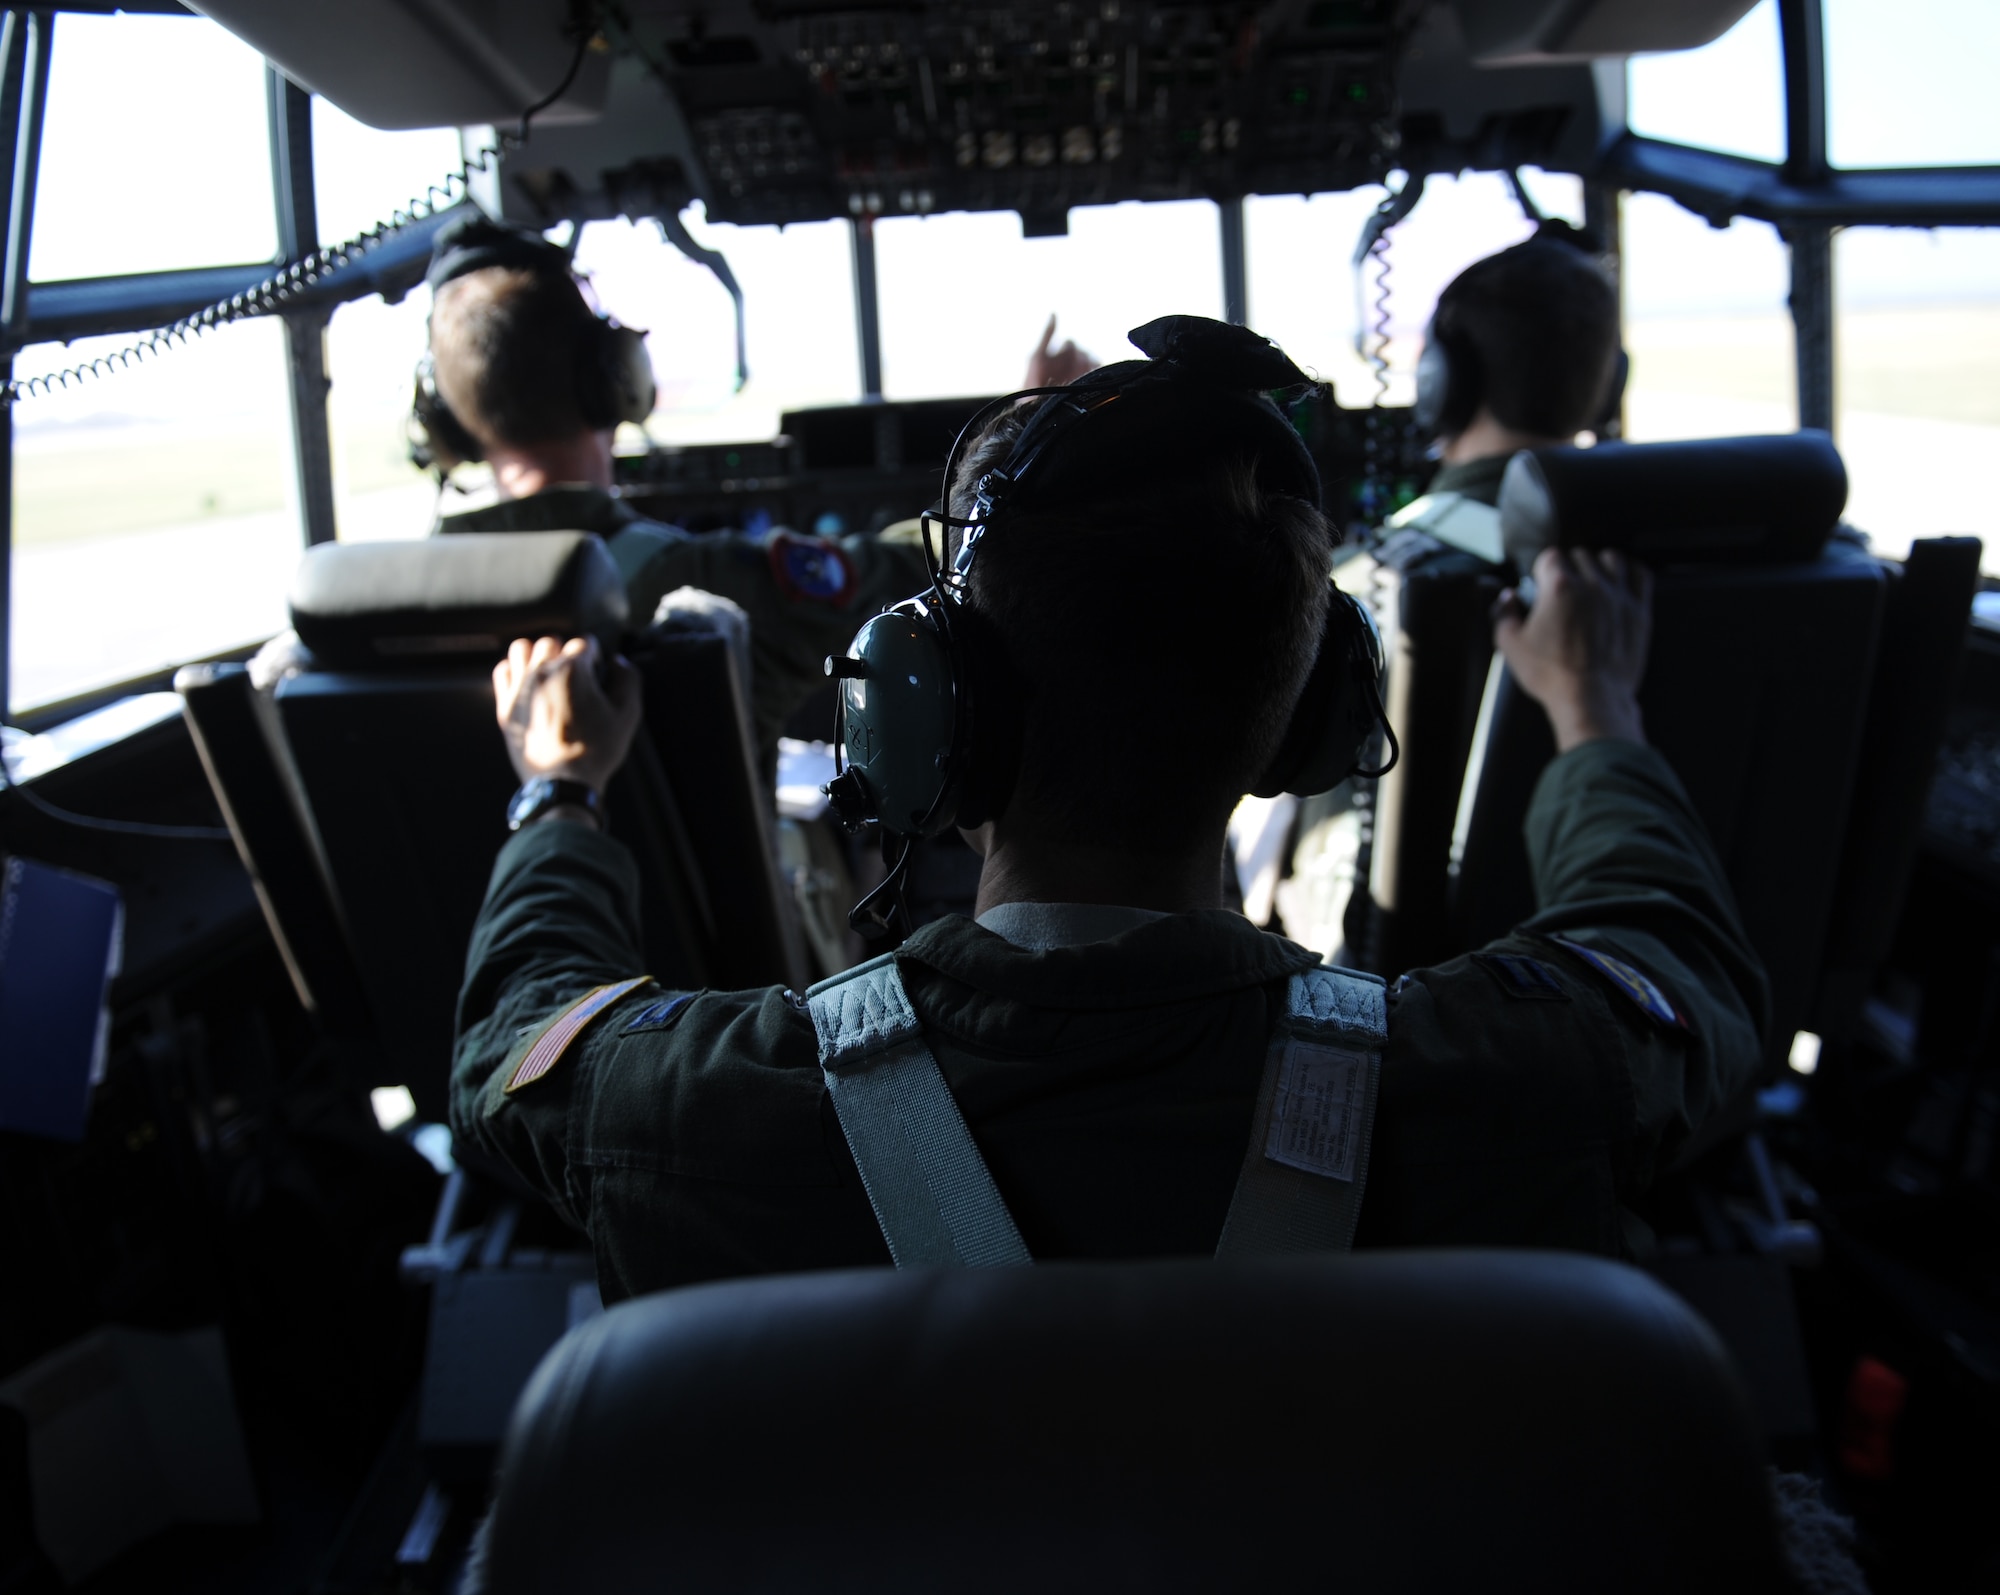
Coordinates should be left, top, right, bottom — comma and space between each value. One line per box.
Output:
188, 0, 1760, 231
659, 0, 1412, 233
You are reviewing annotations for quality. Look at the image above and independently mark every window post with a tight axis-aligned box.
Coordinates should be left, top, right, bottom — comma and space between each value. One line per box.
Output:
1219, 196, 1247, 326
851, 215, 883, 400
0, 9, 48, 722
1778, 0, 1834, 435
267, 67, 337, 545
1583, 180, 1624, 440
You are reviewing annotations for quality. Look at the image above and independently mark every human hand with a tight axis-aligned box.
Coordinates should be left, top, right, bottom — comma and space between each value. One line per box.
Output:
493, 636, 642, 792
1493, 547, 1652, 753
1025, 314, 1097, 388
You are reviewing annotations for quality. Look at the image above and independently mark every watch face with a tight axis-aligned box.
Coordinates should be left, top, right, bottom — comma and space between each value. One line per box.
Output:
508, 778, 555, 829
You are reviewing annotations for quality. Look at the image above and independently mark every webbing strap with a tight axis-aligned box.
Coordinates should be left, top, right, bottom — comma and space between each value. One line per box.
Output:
805, 953, 1032, 1268
1214, 966, 1387, 1260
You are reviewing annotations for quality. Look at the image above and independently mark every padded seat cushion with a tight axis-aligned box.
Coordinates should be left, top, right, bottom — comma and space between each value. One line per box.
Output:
480, 1252, 1785, 1594
1500, 431, 1847, 569
289, 531, 627, 668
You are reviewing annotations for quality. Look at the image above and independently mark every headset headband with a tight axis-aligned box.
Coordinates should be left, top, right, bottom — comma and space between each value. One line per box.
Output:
933, 316, 1320, 593
427, 212, 575, 292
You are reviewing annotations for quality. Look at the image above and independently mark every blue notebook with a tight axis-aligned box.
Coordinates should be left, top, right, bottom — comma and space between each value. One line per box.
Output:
0, 857, 123, 1142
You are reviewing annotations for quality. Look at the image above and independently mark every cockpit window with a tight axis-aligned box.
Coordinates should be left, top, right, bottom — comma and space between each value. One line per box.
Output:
1620, 193, 1794, 445
314, 99, 466, 542
1246, 170, 1583, 410
9, 320, 296, 712
1835, 225, 2000, 574
1625, 0, 1785, 165
572, 209, 859, 445
1825, 0, 2000, 169
873, 200, 1222, 399
28, 13, 276, 282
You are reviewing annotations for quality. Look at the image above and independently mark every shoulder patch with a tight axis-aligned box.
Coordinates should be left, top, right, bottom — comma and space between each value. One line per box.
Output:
505, 976, 655, 1095
1472, 951, 1570, 1002
1544, 937, 1686, 1031
768, 530, 857, 605
622, 991, 696, 1034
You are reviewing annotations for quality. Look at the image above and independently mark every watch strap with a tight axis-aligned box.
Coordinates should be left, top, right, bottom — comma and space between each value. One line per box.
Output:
509, 777, 603, 831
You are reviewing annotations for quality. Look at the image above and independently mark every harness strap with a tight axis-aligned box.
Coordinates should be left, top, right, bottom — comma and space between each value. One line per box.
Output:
805, 953, 1032, 1268
806, 955, 1387, 1269
1213, 965, 1388, 1259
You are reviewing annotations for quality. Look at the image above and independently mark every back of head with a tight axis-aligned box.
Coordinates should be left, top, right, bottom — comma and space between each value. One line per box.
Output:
427, 217, 599, 454
948, 368, 1332, 857
1432, 221, 1620, 441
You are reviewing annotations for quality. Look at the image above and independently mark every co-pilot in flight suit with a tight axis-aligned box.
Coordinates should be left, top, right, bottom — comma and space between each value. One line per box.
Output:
439, 486, 929, 755
451, 737, 1768, 1304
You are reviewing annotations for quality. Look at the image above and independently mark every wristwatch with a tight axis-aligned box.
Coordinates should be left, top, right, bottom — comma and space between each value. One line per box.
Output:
507, 777, 603, 832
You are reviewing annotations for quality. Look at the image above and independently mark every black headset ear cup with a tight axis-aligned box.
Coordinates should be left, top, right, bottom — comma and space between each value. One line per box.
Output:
409, 358, 483, 472
1251, 588, 1385, 799
1594, 347, 1630, 437
1416, 310, 1480, 442
1413, 331, 1451, 439
577, 320, 657, 431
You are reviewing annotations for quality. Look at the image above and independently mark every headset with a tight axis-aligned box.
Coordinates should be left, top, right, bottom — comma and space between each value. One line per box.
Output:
409, 213, 658, 476
1413, 219, 1630, 445
822, 314, 1398, 937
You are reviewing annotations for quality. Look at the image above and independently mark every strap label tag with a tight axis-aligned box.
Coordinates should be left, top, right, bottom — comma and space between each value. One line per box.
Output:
1265, 1040, 1369, 1182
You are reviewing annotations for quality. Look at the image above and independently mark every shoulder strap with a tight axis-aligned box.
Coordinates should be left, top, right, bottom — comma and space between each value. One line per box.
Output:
804, 953, 1032, 1269
1214, 965, 1388, 1260
604, 520, 683, 589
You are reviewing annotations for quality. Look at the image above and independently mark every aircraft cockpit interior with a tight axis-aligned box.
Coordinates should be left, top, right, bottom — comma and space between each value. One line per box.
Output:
1, 0, 1997, 1589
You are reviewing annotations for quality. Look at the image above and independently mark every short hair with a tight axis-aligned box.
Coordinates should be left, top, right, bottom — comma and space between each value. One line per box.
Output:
1433, 230, 1620, 439
947, 404, 1332, 855
429, 266, 596, 451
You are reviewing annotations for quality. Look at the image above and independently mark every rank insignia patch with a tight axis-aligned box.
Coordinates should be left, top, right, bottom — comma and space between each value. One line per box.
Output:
505, 976, 654, 1095
1545, 937, 1686, 1031
769, 531, 856, 605
622, 992, 695, 1034
1473, 952, 1570, 1002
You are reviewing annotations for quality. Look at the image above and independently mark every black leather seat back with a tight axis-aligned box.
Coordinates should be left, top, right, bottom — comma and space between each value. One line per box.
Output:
476, 1253, 1785, 1595
1348, 434, 1853, 978
1808, 537, 1983, 1044
1452, 548, 1888, 1071
628, 628, 806, 991
181, 533, 802, 1118
175, 661, 377, 1054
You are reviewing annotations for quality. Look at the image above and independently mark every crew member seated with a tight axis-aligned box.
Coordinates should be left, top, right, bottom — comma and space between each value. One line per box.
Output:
414, 212, 927, 752
451, 318, 1765, 1298
1397, 219, 1622, 547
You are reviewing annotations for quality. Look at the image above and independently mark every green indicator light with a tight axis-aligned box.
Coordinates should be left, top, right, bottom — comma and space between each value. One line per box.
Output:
725, 450, 742, 466
1291, 87, 1309, 104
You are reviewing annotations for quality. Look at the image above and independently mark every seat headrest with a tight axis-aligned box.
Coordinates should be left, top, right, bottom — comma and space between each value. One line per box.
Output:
477, 1253, 1783, 1594
1500, 431, 1848, 571
289, 532, 628, 669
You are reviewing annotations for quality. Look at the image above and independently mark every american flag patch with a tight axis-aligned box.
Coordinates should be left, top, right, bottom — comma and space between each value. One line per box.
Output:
504, 976, 654, 1095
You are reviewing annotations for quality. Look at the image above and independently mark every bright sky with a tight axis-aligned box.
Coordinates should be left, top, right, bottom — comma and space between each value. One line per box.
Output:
11, 0, 2000, 709
10, 0, 2000, 437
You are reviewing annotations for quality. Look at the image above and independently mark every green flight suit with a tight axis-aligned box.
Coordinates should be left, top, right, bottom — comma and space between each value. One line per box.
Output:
452, 738, 1767, 1303
438, 486, 930, 752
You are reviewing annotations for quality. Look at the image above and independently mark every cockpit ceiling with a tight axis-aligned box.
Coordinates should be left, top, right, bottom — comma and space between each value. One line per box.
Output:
187, 0, 1757, 228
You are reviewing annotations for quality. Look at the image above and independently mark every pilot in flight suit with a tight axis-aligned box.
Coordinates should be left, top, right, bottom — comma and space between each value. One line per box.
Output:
1392, 219, 1622, 530
417, 213, 927, 754
449, 324, 1767, 1304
